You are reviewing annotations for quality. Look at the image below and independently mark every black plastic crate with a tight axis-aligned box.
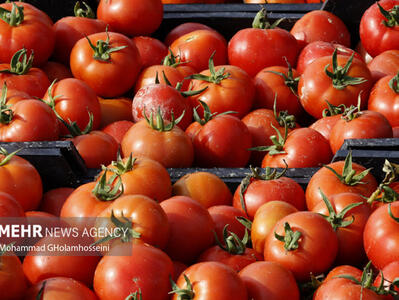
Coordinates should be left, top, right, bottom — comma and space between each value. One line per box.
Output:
332, 138, 399, 181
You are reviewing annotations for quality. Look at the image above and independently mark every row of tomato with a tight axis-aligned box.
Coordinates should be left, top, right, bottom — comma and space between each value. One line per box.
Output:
1, 0, 399, 172
1, 143, 399, 299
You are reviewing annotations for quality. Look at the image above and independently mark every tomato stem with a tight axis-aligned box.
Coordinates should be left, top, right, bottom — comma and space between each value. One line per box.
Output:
367, 160, 398, 205
214, 225, 249, 255
102, 153, 136, 176
324, 49, 367, 90
0, 3, 24, 27
266, 59, 299, 97
0, 84, 14, 125
389, 72, 399, 93
169, 274, 195, 300
192, 100, 236, 126
92, 170, 124, 201
125, 289, 143, 300
74, 1, 95, 18
322, 100, 346, 117
86, 29, 127, 62
0, 147, 21, 167
0, 48, 34, 75
378, 3, 399, 28
252, 8, 285, 29
162, 48, 187, 68
274, 222, 301, 251
272, 95, 296, 129
143, 107, 185, 132
188, 52, 230, 84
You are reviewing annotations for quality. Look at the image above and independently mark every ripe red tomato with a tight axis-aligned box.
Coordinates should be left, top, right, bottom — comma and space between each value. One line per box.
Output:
233, 168, 305, 219
251, 201, 298, 255
306, 156, 378, 210
53, 9, 107, 65
70, 31, 142, 98
170, 29, 227, 72
22, 236, 100, 287
208, 205, 247, 242
96, 194, 170, 249
228, 9, 299, 77
41, 61, 73, 83
253, 65, 303, 118
0, 192, 24, 217
364, 202, 399, 269
43, 78, 102, 135
360, 0, 399, 57
329, 110, 393, 154
121, 116, 194, 168
264, 211, 338, 281
0, 2, 55, 66
241, 108, 297, 166
367, 50, 399, 82
311, 192, 371, 266
296, 41, 362, 74
39, 187, 74, 217
374, 261, 399, 297
239, 261, 300, 300
171, 262, 247, 300
324, 265, 362, 282
132, 36, 168, 68
0, 49, 50, 98
0, 250, 27, 300
24, 277, 98, 300
189, 64, 255, 119
298, 52, 372, 119
186, 113, 251, 168
160, 196, 215, 264
261, 127, 332, 169
368, 73, 399, 127
99, 156, 172, 202
164, 22, 216, 46
290, 10, 350, 49
0, 149, 42, 211
309, 113, 342, 141
173, 172, 232, 208
101, 120, 134, 145
97, 0, 163, 36
132, 84, 193, 131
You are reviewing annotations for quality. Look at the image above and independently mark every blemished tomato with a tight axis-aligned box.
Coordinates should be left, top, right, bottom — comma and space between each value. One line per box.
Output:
329, 110, 393, 154
0, 250, 27, 300
171, 262, 247, 300
164, 22, 216, 46
251, 201, 298, 255
0, 149, 42, 211
187, 113, 251, 167
98, 96, 132, 128
228, 9, 299, 77
189, 64, 255, 119
173, 172, 232, 208
208, 205, 247, 242
41, 61, 73, 83
367, 50, 399, 83
261, 127, 333, 169
101, 120, 134, 145
52, 12, 107, 65
368, 73, 399, 127
0, 192, 24, 217
96, 194, 170, 249
43, 78, 102, 135
97, 0, 163, 36
69, 130, 119, 169
132, 36, 168, 68
360, 0, 399, 57
311, 192, 371, 266
170, 29, 227, 72
305, 156, 378, 211
0, 49, 50, 98
239, 261, 300, 300
99, 156, 172, 202
132, 84, 193, 131
298, 53, 372, 119
70, 31, 142, 98
121, 115, 194, 168
364, 202, 399, 270
253, 65, 303, 118
290, 10, 350, 49
24, 277, 99, 300
22, 236, 101, 287
93, 243, 173, 300
296, 41, 363, 74
233, 168, 305, 219
0, 2, 55, 66
39, 187, 74, 217
160, 196, 215, 264
241, 108, 297, 166
264, 211, 338, 281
